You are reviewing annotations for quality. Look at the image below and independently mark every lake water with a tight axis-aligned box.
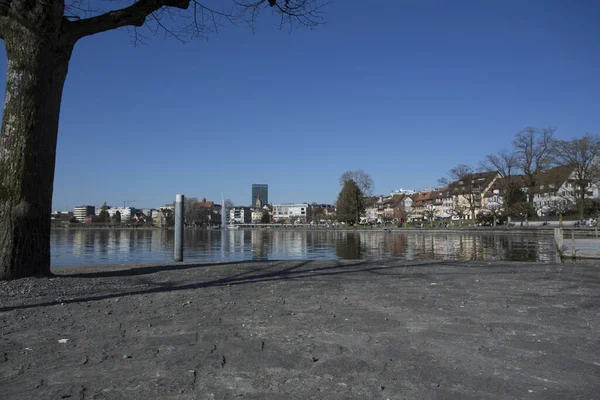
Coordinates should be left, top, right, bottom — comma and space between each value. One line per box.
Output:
50, 229, 559, 266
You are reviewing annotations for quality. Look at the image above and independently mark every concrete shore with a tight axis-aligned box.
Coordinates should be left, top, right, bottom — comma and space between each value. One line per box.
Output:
1, 260, 599, 399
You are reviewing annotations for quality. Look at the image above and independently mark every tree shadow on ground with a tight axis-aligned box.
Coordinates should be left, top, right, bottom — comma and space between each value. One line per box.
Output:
1, 260, 586, 312
58, 260, 262, 279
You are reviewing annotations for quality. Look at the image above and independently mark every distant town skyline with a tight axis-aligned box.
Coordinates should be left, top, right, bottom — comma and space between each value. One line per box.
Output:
3, 1, 596, 211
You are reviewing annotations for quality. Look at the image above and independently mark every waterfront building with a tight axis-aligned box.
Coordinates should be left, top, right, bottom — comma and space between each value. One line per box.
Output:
272, 203, 311, 223
51, 211, 73, 222
73, 205, 95, 222
230, 207, 252, 224
107, 207, 133, 222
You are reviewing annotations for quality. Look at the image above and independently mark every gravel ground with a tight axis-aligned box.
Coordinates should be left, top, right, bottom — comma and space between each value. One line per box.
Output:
1, 259, 599, 399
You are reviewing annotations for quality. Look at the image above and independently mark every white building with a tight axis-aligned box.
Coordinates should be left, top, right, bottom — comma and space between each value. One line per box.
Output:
142, 209, 156, 218
251, 205, 271, 223
73, 205, 95, 222
441, 194, 453, 219
230, 207, 252, 224
107, 207, 133, 222
390, 188, 417, 196
272, 203, 311, 223
363, 205, 379, 224
51, 211, 73, 221
532, 165, 600, 216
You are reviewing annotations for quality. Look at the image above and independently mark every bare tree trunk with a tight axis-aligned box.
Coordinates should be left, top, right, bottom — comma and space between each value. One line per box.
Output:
0, 27, 74, 280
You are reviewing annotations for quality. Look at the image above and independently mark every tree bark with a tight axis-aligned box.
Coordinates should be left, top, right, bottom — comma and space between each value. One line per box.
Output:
0, 22, 74, 279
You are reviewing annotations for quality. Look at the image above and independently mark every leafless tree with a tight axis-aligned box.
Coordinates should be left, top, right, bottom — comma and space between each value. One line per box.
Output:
513, 126, 555, 200
398, 204, 412, 223
184, 197, 200, 224
0, 0, 327, 280
445, 164, 481, 222
452, 203, 469, 221
547, 200, 572, 227
480, 150, 519, 178
509, 201, 534, 224
339, 170, 375, 197
480, 149, 522, 215
185, 197, 216, 226
422, 206, 438, 227
484, 204, 503, 226
551, 134, 600, 219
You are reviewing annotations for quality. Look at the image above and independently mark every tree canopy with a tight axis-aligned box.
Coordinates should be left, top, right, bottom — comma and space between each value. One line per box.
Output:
551, 134, 600, 219
336, 179, 364, 224
339, 170, 374, 197
513, 126, 555, 195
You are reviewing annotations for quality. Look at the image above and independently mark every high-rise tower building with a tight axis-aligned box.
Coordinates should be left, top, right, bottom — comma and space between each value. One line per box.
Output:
251, 184, 268, 207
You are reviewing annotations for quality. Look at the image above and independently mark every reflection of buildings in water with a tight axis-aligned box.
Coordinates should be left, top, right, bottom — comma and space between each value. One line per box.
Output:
495, 234, 553, 263
51, 230, 75, 258
250, 230, 269, 260
181, 229, 222, 259
112, 230, 132, 255
397, 233, 505, 261
59, 228, 558, 265
107, 230, 117, 255
424, 234, 448, 259
446, 234, 482, 261
453, 235, 474, 260
140, 229, 154, 253
379, 233, 408, 258
271, 230, 307, 258
224, 230, 248, 254
71, 230, 93, 255
403, 233, 426, 260
479, 235, 503, 260
361, 232, 385, 257
307, 231, 342, 257
151, 229, 170, 253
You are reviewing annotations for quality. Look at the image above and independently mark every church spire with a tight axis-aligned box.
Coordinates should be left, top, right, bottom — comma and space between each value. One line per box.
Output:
255, 193, 262, 208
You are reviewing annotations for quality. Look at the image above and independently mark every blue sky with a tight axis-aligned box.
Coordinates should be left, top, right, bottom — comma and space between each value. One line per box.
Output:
2, 0, 599, 210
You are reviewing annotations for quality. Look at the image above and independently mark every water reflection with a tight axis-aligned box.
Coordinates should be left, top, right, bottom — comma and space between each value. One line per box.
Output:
51, 229, 559, 266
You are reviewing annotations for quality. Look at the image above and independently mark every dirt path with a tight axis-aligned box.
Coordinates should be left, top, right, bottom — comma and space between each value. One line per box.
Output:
1, 260, 599, 399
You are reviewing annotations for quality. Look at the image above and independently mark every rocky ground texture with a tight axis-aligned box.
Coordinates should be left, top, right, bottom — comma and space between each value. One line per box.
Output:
1, 259, 599, 399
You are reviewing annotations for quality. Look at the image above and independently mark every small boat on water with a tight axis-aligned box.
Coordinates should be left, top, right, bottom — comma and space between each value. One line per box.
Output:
227, 224, 239, 229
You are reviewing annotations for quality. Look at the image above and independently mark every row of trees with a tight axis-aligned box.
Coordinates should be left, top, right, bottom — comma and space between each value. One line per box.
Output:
336, 128, 600, 226
184, 197, 234, 227
444, 128, 600, 221
488, 127, 600, 218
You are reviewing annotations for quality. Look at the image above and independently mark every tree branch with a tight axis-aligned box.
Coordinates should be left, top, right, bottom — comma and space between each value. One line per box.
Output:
65, 0, 191, 39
